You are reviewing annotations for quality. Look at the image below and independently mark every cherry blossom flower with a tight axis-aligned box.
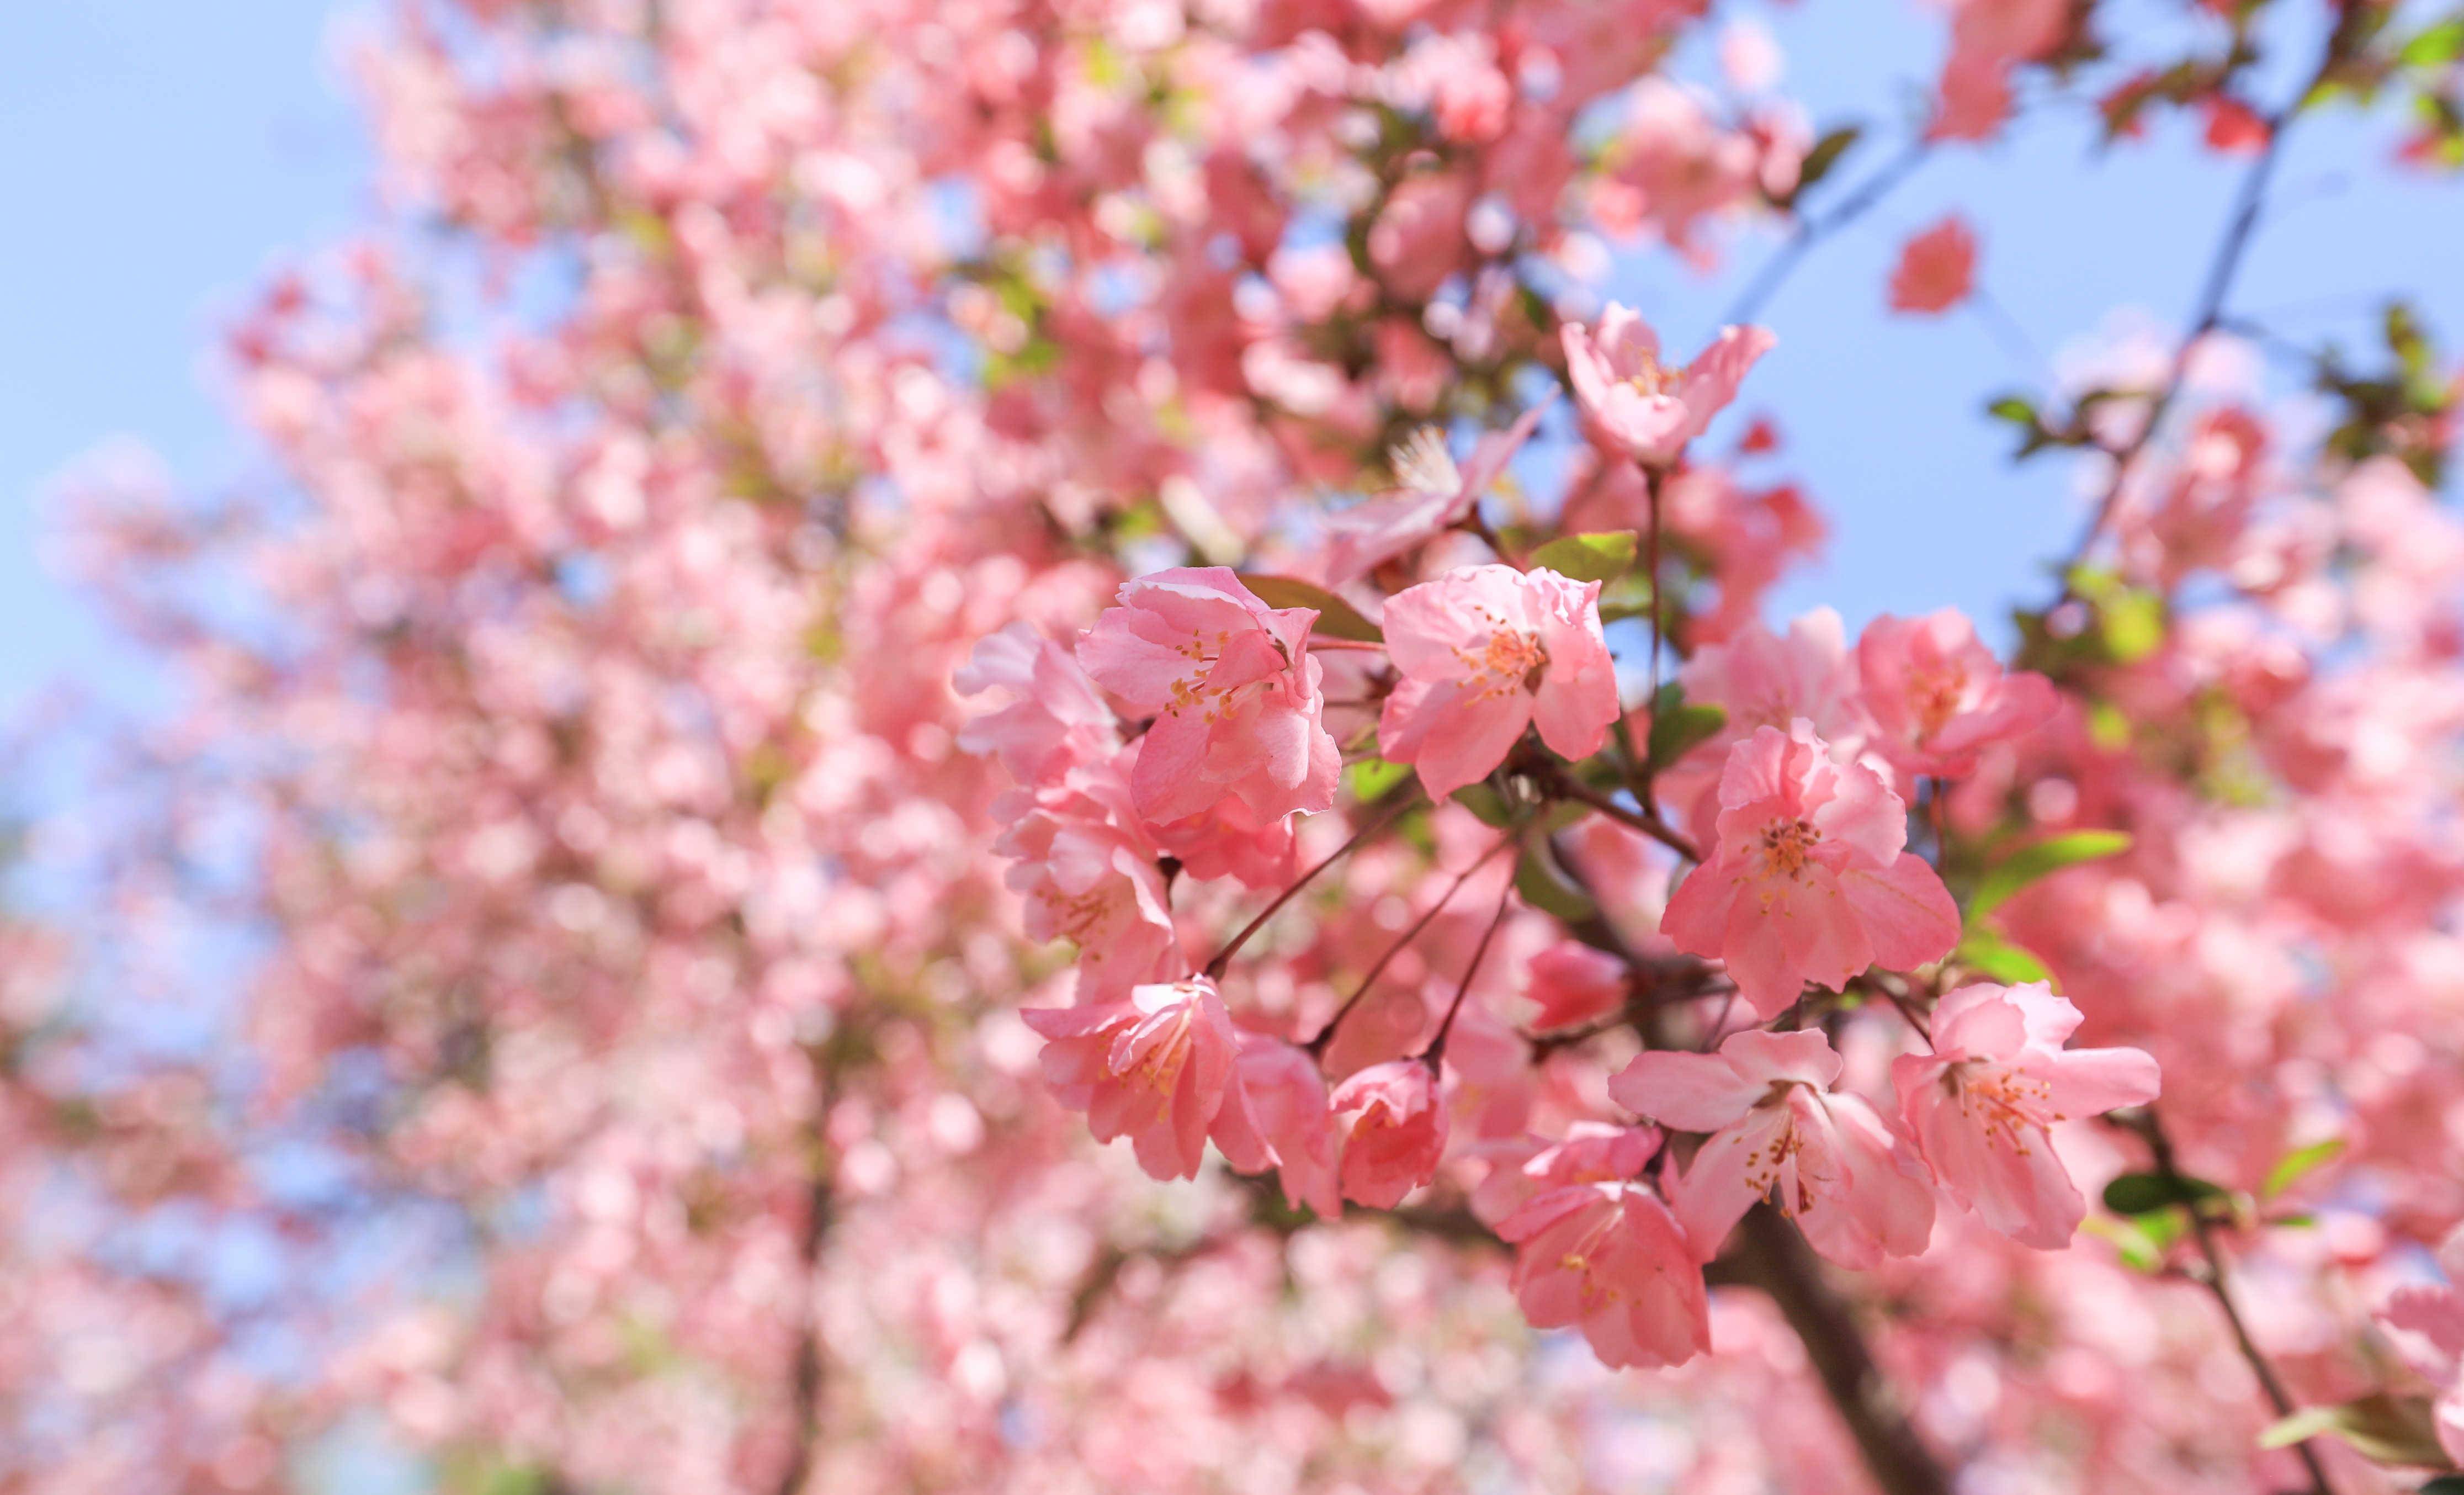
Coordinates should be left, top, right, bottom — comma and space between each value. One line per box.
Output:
1077, 566, 1340, 825
1563, 303, 1775, 468
1888, 216, 1978, 315
1024, 979, 1241, 1182
1329, 1060, 1449, 1208
1211, 1035, 1343, 1217
1523, 943, 1628, 1030
1661, 722, 1960, 1017
1613, 1029, 1934, 1268
2376, 1227, 2464, 1466
1378, 564, 1619, 798
994, 753, 1180, 1002
956, 622, 1120, 784
1469, 1122, 1661, 1228
1891, 982, 2162, 1248
1320, 400, 1551, 584
1495, 1181, 1711, 1368
1856, 609, 2059, 778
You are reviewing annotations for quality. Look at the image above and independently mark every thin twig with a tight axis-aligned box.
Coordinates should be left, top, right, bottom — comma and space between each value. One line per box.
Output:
1725, 136, 1932, 326
1425, 885, 1515, 1069
1306, 836, 1512, 1054
1549, 769, 1702, 862
1204, 790, 1422, 978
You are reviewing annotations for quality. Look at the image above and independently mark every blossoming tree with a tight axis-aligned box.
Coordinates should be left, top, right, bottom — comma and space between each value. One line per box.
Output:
14, 1, 2464, 1493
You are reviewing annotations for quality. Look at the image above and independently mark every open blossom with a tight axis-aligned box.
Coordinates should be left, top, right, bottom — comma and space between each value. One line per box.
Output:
2376, 1227, 2464, 1466
1495, 1181, 1711, 1369
1378, 564, 1619, 798
994, 752, 1179, 1002
1470, 1122, 1660, 1228
1329, 1060, 1449, 1208
1680, 606, 1867, 746
1211, 1035, 1343, 1217
1891, 982, 2162, 1248
1888, 216, 1978, 315
1146, 786, 1297, 890
955, 622, 1120, 784
1857, 609, 2058, 778
1023, 979, 1240, 1181
1661, 722, 1960, 1017
1613, 1030, 1934, 1268
1077, 567, 1339, 825
1563, 303, 1775, 467
1321, 400, 1550, 584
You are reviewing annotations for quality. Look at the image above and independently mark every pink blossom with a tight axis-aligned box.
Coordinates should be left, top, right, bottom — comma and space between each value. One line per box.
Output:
1612, 1030, 1934, 1268
1470, 1122, 1660, 1228
1320, 400, 1550, 585
1563, 304, 1775, 467
994, 752, 1180, 1002
1024, 979, 1241, 1181
1077, 567, 1340, 825
1378, 564, 1619, 798
1523, 942, 1627, 1030
1146, 787, 1297, 889
1888, 216, 1977, 315
1329, 1059, 1449, 1208
1661, 723, 1960, 1017
955, 622, 1120, 784
1679, 605, 1869, 747
1856, 609, 2059, 778
1496, 1182, 1711, 1368
2377, 1228, 2464, 1466
1211, 1035, 1343, 1217
1891, 982, 2162, 1248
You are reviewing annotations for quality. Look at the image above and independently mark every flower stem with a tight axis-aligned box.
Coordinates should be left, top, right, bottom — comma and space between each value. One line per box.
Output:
1203, 789, 1421, 980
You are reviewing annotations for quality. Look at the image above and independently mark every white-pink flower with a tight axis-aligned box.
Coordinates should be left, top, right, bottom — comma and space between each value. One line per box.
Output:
1613, 1029, 1934, 1268
1024, 978, 1241, 1181
1378, 563, 1620, 798
1891, 981, 2161, 1248
1563, 304, 1774, 467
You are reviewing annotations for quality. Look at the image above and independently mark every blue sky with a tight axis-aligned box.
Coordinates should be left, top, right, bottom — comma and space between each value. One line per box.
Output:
3, 1, 2458, 727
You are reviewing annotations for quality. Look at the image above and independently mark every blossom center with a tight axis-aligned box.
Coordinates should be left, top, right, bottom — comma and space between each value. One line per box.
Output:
1453, 611, 1549, 698
1909, 662, 1969, 737
1942, 1061, 2065, 1153
1754, 817, 1822, 879
1625, 354, 1680, 398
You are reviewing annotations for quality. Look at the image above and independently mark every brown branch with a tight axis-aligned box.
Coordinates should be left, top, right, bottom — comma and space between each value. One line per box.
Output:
1548, 768, 1702, 862
1204, 789, 1421, 978
773, 1163, 835, 1495
1725, 1207, 1953, 1495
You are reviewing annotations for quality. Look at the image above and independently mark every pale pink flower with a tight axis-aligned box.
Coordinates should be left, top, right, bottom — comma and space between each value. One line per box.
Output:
1211, 1034, 1343, 1217
1496, 1181, 1711, 1368
2377, 1227, 2464, 1466
994, 753, 1180, 1002
1612, 1029, 1934, 1268
1679, 605, 1869, 748
1321, 400, 1550, 585
1024, 978, 1240, 1181
1077, 566, 1340, 825
1563, 304, 1775, 467
955, 622, 1119, 784
1378, 564, 1619, 798
1888, 216, 1977, 315
1661, 722, 1960, 1017
1330, 1059, 1449, 1208
1523, 942, 1627, 1030
1146, 787, 1297, 889
1856, 609, 2058, 778
1890, 981, 2162, 1248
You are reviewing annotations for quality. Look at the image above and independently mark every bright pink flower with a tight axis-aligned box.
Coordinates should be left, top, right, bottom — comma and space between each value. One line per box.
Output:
1024, 978, 1240, 1181
1329, 1059, 1449, 1208
1563, 304, 1775, 467
1496, 1181, 1711, 1369
1856, 609, 2059, 778
1890, 981, 2162, 1248
1077, 567, 1340, 825
994, 752, 1179, 1002
2377, 1228, 2464, 1466
1679, 606, 1870, 748
1523, 942, 1628, 1030
1469, 1122, 1660, 1228
1378, 564, 1619, 798
1661, 723, 1960, 1017
1888, 216, 1977, 315
1146, 786, 1297, 889
1612, 1030, 1934, 1268
1211, 1034, 1343, 1217
1320, 400, 1550, 585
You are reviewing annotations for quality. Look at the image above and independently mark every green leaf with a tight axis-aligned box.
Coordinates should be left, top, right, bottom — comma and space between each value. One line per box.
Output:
1954, 926, 2053, 985
2401, 18, 2464, 68
1970, 831, 2132, 919
2263, 1138, 2347, 1200
1240, 574, 1384, 643
1515, 830, 1599, 923
1528, 531, 1638, 584
1644, 682, 1728, 773
1791, 124, 1863, 202
2080, 1215, 2169, 1273
1345, 757, 1414, 803
2260, 1393, 2453, 1469
2418, 1475, 2464, 1493
1451, 782, 1516, 829
1987, 394, 2040, 426
2102, 1170, 2228, 1218
2100, 587, 2166, 662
